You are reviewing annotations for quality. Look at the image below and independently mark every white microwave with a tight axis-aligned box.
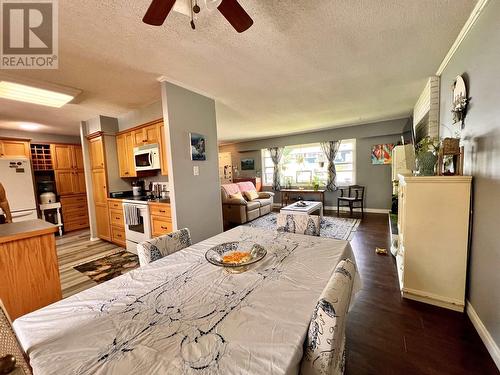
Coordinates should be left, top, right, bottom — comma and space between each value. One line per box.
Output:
134, 144, 161, 171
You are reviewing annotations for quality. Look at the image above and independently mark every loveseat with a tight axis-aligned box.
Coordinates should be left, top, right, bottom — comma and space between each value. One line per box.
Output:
221, 181, 274, 224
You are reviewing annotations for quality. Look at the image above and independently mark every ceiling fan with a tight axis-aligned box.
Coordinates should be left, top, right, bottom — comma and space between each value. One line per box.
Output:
143, 0, 253, 33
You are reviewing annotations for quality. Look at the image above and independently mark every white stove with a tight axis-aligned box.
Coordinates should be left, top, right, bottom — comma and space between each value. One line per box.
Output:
122, 199, 151, 254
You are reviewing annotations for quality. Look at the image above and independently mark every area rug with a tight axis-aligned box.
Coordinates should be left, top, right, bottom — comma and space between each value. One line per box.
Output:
74, 251, 139, 284
244, 213, 361, 241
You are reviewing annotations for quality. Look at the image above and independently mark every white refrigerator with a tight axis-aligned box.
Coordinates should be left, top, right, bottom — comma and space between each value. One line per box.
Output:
0, 158, 38, 222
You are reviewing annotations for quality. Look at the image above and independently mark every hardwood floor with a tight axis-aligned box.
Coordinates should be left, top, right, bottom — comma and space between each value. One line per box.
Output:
56, 230, 123, 298
344, 212, 498, 375
55, 215, 498, 374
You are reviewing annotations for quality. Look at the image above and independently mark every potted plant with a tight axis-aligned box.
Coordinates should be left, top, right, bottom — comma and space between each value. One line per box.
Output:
312, 175, 320, 191
415, 136, 440, 176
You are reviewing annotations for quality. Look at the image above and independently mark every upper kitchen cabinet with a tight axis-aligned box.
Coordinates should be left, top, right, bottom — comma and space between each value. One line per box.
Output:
117, 119, 167, 177
50, 143, 86, 197
0, 139, 30, 158
51, 144, 84, 170
73, 146, 84, 169
132, 123, 160, 147
89, 137, 105, 170
116, 133, 137, 178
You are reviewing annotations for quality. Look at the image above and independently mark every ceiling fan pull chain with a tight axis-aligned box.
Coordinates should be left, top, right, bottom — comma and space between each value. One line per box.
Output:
190, 0, 196, 29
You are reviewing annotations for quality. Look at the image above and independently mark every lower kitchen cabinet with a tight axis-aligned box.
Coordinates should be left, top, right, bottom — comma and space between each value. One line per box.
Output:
108, 199, 125, 247
60, 194, 89, 232
95, 205, 111, 241
149, 202, 172, 237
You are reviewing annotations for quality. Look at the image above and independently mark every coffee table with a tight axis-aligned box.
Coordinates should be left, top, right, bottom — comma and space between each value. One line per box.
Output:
280, 200, 323, 219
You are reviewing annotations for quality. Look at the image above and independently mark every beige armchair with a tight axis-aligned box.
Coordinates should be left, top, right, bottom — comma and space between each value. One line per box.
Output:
221, 182, 274, 224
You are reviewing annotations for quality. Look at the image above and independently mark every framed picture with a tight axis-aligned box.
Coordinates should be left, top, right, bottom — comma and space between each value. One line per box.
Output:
371, 144, 395, 165
190, 133, 206, 161
241, 158, 255, 170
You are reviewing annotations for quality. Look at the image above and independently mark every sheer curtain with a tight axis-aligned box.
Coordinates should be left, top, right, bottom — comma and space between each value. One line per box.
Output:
321, 141, 341, 191
268, 147, 284, 191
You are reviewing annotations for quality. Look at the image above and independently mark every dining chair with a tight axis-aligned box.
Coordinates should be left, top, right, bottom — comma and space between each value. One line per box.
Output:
137, 228, 192, 267
301, 259, 356, 375
0, 299, 32, 375
337, 185, 365, 218
276, 213, 320, 236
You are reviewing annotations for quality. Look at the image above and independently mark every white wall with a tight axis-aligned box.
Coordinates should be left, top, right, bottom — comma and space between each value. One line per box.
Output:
0, 129, 81, 144
117, 101, 163, 131
161, 82, 223, 244
438, 0, 500, 364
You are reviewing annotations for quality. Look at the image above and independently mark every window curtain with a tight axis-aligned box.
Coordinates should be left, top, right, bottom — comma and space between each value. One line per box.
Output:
321, 141, 341, 191
268, 147, 284, 191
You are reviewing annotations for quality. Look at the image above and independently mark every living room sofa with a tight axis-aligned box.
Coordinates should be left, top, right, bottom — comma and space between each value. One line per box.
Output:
221, 181, 274, 224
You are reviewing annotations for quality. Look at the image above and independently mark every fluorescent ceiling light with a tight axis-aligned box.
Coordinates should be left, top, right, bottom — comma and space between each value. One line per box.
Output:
19, 123, 41, 131
0, 81, 74, 108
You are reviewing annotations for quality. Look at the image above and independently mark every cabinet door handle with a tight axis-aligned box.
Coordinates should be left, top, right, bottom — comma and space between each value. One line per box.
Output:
125, 172, 129, 175
159, 210, 166, 213
161, 226, 168, 230
115, 217, 120, 220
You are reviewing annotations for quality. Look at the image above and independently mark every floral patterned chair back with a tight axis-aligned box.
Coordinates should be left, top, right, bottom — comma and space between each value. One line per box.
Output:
0, 300, 32, 374
137, 228, 192, 267
277, 213, 320, 236
301, 259, 356, 375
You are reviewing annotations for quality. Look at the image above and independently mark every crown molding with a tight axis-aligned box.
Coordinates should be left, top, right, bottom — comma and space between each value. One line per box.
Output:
436, 0, 490, 76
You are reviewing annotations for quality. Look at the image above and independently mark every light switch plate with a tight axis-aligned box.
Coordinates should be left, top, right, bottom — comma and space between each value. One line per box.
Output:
193, 166, 199, 176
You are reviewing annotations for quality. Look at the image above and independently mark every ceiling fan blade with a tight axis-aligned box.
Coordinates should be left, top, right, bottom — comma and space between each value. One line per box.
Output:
217, 0, 253, 33
143, 0, 177, 26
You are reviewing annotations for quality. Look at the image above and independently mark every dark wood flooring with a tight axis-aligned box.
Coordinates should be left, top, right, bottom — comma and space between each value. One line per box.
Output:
344, 212, 498, 375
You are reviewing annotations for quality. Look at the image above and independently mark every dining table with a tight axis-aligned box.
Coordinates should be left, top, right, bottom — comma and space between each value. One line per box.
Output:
13, 226, 360, 375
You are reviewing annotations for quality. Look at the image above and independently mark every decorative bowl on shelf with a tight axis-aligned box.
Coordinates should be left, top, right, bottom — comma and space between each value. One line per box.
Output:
205, 241, 267, 273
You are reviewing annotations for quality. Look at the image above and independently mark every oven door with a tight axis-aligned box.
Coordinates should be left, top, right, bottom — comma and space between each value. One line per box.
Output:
134, 151, 153, 171
123, 204, 151, 243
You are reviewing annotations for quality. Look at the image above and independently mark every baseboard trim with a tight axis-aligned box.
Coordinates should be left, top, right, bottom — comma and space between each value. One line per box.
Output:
402, 287, 464, 312
272, 203, 389, 214
466, 301, 500, 370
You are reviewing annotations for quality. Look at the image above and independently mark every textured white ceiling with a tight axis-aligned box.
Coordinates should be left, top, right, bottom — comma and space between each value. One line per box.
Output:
0, 0, 477, 141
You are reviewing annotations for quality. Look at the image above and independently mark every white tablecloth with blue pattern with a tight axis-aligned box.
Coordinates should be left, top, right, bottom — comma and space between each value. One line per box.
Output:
14, 226, 360, 375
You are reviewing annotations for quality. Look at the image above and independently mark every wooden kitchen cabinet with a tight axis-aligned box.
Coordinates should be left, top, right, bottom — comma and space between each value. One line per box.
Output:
51, 144, 87, 197
60, 194, 89, 232
51, 144, 84, 170
91, 169, 107, 205
95, 205, 111, 241
51, 144, 73, 169
73, 146, 84, 169
0, 139, 31, 158
55, 170, 86, 196
149, 202, 172, 237
107, 199, 125, 247
88, 134, 111, 241
117, 119, 167, 177
0, 220, 61, 320
132, 124, 159, 147
159, 123, 168, 176
89, 137, 105, 170
55, 170, 75, 195
116, 133, 137, 178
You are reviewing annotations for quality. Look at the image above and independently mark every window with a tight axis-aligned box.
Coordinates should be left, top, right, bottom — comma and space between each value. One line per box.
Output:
262, 140, 355, 187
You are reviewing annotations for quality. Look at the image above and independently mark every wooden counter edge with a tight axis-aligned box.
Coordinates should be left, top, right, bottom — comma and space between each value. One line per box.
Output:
0, 225, 57, 244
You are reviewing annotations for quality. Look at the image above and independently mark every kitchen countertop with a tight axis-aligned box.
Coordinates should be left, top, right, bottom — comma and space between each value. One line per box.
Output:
147, 199, 170, 204
108, 197, 170, 204
0, 220, 57, 244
